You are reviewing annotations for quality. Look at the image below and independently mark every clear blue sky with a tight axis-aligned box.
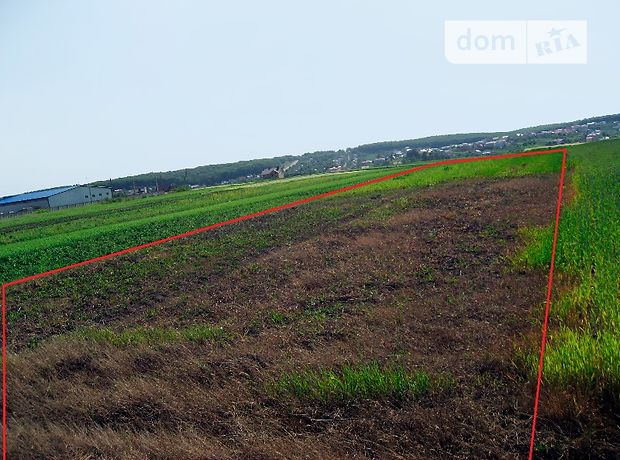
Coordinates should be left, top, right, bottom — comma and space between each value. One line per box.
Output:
0, 0, 617, 196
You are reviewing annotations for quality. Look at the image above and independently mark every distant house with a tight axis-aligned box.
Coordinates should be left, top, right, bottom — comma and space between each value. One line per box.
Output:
260, 167, 283, 179
0, 185, 112, 215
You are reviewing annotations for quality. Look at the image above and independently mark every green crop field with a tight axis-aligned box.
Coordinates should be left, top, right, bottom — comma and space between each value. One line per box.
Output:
516, 139, 620, 403
0, 152, 560, 284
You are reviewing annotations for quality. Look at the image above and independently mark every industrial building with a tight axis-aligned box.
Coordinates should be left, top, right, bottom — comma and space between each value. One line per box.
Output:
0, 185, 112, 215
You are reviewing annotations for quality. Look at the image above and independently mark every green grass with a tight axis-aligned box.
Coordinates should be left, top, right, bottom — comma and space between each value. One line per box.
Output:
0, 153, 560, 284
270, 362, 434, 404
515, 139, 620, 400
70, 324, 228, 347
267, 311, 287, 325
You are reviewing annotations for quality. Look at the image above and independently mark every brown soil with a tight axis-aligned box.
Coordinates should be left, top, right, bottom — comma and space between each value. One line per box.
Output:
7, 175, 571, 459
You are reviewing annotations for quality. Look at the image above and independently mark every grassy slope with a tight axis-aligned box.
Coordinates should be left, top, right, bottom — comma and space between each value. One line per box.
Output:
517, 139, 620, 401
0, 154, 560, 283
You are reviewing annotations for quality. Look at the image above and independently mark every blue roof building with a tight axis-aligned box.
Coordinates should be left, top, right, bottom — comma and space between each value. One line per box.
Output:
0, 186, 77, 205
0, 185, 112, 215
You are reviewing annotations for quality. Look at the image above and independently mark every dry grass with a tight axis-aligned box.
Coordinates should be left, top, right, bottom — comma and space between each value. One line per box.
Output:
9, 339, 260, 459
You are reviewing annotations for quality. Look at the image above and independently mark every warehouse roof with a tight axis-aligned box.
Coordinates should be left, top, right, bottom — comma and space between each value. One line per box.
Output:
0, 186, 77, 205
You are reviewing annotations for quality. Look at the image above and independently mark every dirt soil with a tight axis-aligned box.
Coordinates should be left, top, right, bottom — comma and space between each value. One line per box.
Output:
8, 175, 576, 459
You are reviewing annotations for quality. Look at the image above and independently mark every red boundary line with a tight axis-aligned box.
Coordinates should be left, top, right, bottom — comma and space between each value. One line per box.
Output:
528, 148, 567, 459
1, 148, 567, 459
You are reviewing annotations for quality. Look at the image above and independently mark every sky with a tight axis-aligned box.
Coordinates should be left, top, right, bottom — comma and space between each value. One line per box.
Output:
0, 0, 618, 196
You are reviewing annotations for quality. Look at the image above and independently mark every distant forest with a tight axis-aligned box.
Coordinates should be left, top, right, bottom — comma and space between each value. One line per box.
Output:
92, 133, 500, 191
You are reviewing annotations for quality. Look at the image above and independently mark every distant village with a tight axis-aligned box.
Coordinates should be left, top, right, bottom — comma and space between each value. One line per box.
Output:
104, 117, 620, 198
2, 117, 619, 217
321, 118, 620, 173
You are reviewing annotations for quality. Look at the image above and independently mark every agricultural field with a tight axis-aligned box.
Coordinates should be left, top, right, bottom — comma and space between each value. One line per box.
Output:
0, 155, 559, 284
2, 140, 619, 459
